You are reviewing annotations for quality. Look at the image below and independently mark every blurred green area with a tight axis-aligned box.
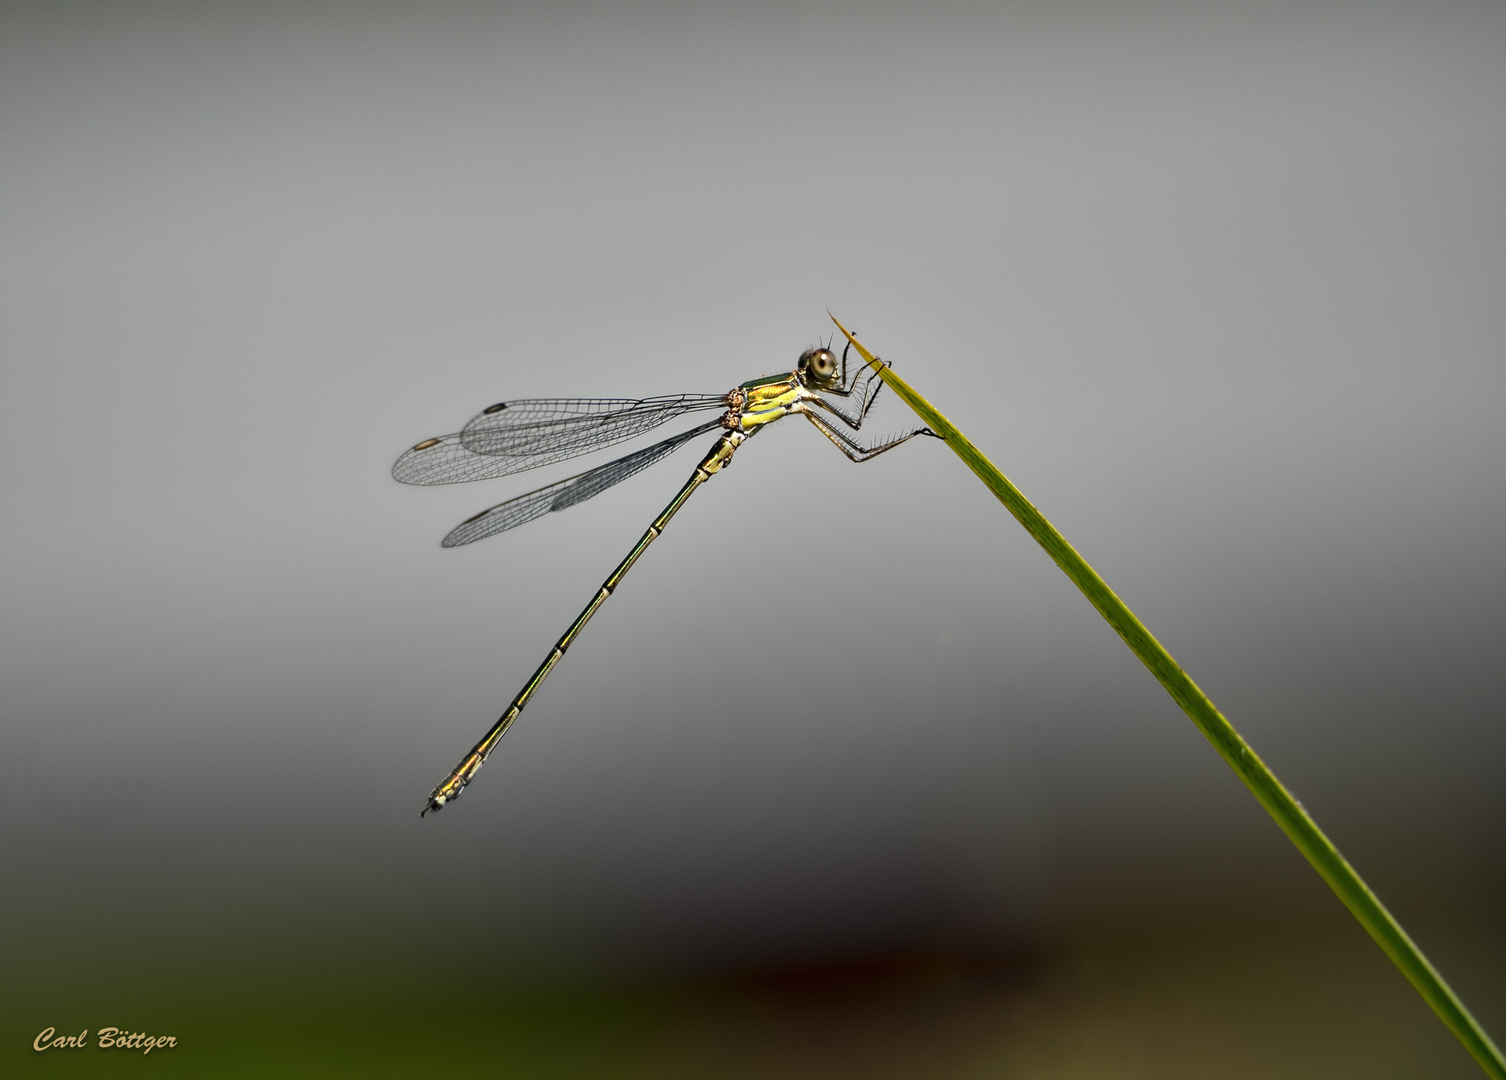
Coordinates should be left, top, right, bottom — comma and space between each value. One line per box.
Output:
9, 923, 1501, 1078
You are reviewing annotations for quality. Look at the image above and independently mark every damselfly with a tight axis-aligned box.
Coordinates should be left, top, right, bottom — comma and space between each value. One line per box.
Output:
397, 338, 936, 815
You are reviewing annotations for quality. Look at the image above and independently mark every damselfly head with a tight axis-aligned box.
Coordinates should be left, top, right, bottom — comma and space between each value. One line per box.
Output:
796, 347, 840, 389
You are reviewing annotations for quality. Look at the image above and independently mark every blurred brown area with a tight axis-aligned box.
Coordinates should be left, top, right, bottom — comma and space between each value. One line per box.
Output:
607, 928, 1502, 1079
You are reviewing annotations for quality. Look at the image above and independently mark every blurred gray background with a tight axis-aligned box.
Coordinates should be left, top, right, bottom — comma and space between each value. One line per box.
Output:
3, 1, 1503, 1075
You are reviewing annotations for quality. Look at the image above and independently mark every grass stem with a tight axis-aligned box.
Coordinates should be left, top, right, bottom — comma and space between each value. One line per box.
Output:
829, 314, 1504, 1078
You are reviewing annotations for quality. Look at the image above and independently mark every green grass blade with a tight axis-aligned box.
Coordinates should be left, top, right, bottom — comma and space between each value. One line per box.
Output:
828, 314, 1505, 1078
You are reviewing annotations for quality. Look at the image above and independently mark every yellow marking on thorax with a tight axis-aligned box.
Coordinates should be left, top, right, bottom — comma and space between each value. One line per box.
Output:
738, 379, 801, 432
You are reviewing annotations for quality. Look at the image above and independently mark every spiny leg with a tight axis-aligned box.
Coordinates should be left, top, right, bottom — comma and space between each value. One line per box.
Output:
831, 340, 873, 397
799, 408, 938, 462
810, 354, 890, 429
808, 380, 883, 429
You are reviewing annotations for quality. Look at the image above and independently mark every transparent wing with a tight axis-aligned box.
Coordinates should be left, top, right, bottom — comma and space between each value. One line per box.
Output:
393, 395, 725, 487
460, 394, 726, 458
441, 419, 724, 548
391, 432, 521, 486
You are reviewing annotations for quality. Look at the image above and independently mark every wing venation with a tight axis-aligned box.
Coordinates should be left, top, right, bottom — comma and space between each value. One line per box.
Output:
441, 419, 724, 547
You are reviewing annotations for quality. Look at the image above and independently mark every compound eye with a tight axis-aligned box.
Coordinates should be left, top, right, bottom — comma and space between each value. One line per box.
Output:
810, 349, 836, 379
